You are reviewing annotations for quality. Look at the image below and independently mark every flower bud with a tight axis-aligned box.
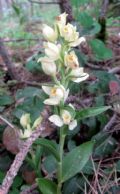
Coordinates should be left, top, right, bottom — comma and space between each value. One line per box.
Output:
44, 42, 61, 60
20, 113, 31, 128
42, 24, 58, 42
56, 12, 68, 26
32, 116, 42, 129
64, 51, 79, 69
38, 56, 56, 76
20, 129, 32, 139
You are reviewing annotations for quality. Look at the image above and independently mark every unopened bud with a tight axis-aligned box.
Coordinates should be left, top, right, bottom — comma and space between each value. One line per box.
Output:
20, 113, 31, 128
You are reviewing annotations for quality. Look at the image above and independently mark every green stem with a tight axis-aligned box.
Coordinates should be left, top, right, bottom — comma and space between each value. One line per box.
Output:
57, 127, 66, 194
53, 76, 60, 85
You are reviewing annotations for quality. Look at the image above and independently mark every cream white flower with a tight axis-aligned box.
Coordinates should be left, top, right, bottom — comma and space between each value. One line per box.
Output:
42, 85, 69, 105
44, 42, 61, 60
70, 67, 89, 83
59, 23, 86, 47
56, 12, 68, 26
38, 56, 56, 76
64, 51, 79, 69
20, 129, 32, 139
70, 37, 86, 47
42, 24, 58, 42
49, 109, 77, 130
20, 113, 31, 128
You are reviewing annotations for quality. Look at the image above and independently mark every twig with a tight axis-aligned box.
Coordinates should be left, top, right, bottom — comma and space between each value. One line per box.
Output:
86, 62, 101, 70
101, 167, 115, 193
81, 172, 98, 194
0, 123, 45, 194
1, 38, 41, 43
67, 95, 86, 108
5, 80, 53, 87
0, 38, 20, 80
96, 0, 109, 41
27, 0, 60, 4
103, 113, 117, 131
20, 80, 49, 87
91, 157, 102, 194
108, 67, 120, 74
100, 0, 109, 17
0, 115, 15, 129
59, 0, 73, 22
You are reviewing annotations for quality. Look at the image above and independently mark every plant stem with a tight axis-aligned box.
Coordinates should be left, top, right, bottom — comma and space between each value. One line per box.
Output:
57, 127, 66, 194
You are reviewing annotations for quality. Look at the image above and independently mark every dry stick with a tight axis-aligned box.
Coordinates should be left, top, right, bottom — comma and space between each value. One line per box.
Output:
101, 0, 109, 17
0, 38, 41, 43
109, 67, 120, 74
101, 167, 115, 193
59, 0, 73, 22
96, 0, 109, 41
91, 157, 102, 194
81, 172, 98, 194
103, 113, 117, 131
0, 38, 20, 80
0, 123, 45, 194
84, 182, 87, 194
0, 115, 15, 129
27, 0, 60, 4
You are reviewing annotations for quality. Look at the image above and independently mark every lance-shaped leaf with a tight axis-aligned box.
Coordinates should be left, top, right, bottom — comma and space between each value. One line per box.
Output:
76, 106, 111, 120
62, 141, 94, 182
36, 178, 57, 194
35, 138, 60, 161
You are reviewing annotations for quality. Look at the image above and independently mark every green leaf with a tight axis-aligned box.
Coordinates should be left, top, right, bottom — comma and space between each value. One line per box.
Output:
0, 171, 5, 184
36, 178, 57, 194
0, 156, 12, 171
9, 189, 19, 194
89, 39, 113, 60
35, 138, 60, 161
12, 176, 23, 189
63, 176, 81, 194
70, 0, 89, 7
12, 3, 20, 16
62, 141, 94, 182
26, 58, 42, 72
76, 106, 110, 120
95, 96, 105, 106
16, 87, 42, 99
0, 95, 14, 106
88, 70, 119, 93
34, 146, 43, 170
92, 132, 117, 157
43, 155, 57, 174
13, 96, 44, 122
67, 140, 76, 151
77, 12, 94, 28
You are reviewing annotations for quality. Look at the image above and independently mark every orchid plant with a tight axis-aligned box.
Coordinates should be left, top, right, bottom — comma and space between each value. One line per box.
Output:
38, 13, 88, 132
20, 13, 110, 194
